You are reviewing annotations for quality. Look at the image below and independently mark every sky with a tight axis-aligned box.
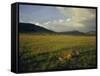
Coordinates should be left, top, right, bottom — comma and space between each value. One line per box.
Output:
19, 4, 96, 32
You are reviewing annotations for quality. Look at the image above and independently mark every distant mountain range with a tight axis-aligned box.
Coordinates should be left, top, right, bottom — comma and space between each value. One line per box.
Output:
19, 23, 96, 35
87, 31, 96, 34
58, 30, 85, 35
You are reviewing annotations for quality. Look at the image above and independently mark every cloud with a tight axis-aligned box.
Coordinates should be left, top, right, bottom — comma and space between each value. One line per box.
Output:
56, 7, 96, 32
43, 21, 51, 25
41, 19, 76, 32
81, 18, 96, 31
66, 18, 71, 22
28, 7, 96, 32
58, 19, 64, 23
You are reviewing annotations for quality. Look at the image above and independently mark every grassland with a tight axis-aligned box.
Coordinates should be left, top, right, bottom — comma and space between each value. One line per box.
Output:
19, 33, 96, 72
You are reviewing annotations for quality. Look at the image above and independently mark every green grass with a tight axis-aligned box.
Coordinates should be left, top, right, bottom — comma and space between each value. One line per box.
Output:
19, 33, 96, 72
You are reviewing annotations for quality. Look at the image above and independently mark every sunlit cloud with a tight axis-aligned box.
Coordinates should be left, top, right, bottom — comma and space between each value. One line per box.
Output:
66, 18, 71, 22
43, 21, 51, 25
59, 19, 64, 23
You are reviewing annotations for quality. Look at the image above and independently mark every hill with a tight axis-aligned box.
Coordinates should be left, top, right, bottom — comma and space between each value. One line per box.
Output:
19, 23, 54, 33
